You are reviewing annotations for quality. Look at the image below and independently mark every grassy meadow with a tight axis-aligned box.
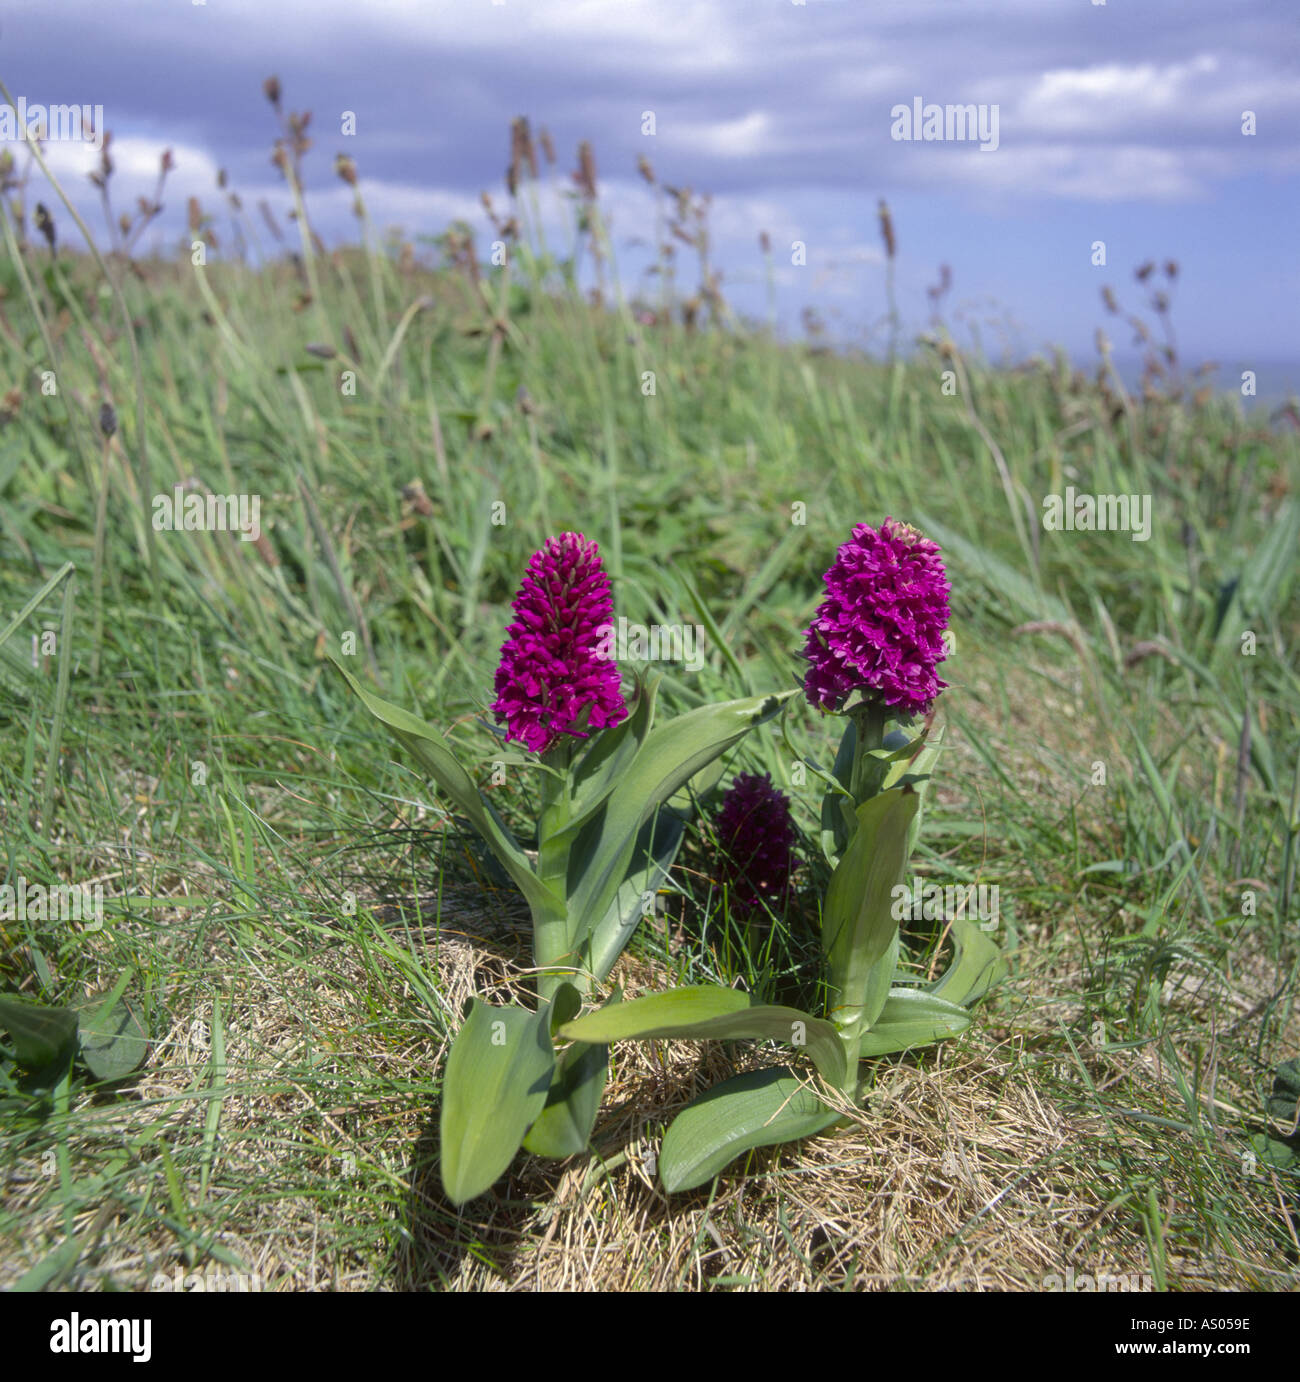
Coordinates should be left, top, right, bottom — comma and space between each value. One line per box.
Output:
1, 108, 1298, 1291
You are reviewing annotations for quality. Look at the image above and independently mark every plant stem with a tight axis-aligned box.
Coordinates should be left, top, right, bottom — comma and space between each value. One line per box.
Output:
848, 702, 889, 803
535, 741, 578, 1004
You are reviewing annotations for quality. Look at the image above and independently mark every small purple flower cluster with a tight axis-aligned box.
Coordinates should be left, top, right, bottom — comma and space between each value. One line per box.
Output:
716, 772, 798, 916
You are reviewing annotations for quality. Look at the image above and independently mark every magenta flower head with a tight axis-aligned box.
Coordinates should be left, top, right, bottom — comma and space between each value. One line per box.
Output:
716, 772, 798, 916
491, 532, 628, 754
803, 517, 951, 718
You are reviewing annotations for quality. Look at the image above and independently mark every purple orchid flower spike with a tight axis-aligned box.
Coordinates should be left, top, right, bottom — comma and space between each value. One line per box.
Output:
491, 531, 628, 754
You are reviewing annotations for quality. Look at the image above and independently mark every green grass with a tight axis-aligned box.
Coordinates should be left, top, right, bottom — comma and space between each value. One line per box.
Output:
1, 141, 1298, 1290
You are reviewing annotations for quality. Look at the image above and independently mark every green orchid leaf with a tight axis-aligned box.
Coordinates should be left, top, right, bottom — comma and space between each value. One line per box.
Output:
331, 660, 561, 919
77, 992, 148, 1081
857, 989, 972, 1058
1265, 1058, 1300, 1145
439, 997, 556, 1205
929, 916, 1005, 1008
883, 724, 945, 855
861, 930, 900, 1032
521, 1041, 610, 1159
666, 752, 729, 814
0, 994, 79, 1072
658, 1065, 844, 1193
1249, 1133, 1297, 1173
558, 671, 659, 848
523, 990, 621, 1159
560, 985, 848, 1087
583, 805, 686, 985
566, 689, 795, 962
822, 785, 920, 1046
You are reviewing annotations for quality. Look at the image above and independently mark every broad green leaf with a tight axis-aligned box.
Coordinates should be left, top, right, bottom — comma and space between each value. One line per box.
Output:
658, 1065, 843, 1193
583, 805, 686, 984
822, 786, 920, 1045
567, 672, 658, 831
667, 752, 729, 815
883, 724, 945, 856
929, 916, 1005, 1007
861, 930, 900, 1031
1267, 1058, 1300, 1137
523, 990, 621, 1159
78, 994, 148, 1081
0, 994, 79, 1071
567, 690, 795, 948
439, 998, 556, 1204
332, 660, 561, 920
560, 985, 848, 1087
857, 989, 972, 1058
521, 1042, 610, 1158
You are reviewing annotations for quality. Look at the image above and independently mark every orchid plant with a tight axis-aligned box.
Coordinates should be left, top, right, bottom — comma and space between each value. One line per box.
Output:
334, 533, 791, 1203
559, 519, 1004, 1192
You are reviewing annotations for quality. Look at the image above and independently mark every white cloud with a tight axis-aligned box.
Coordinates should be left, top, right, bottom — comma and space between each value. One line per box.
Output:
40, 134, 218, 190
926, 142, 1218, 202
671, 111, 772, 159
1018, 55, 1221, 132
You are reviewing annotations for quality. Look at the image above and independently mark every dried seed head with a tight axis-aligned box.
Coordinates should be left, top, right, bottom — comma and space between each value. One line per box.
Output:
1134, 260, 1155, 282
574, 141, 597, 199
1164, 259, 1178, 280
1101, 286, 1119, 314
335, 153, 357, 186
259, 199, 283, 241
877, 198, 896, 260
512, 116, 538, 180
34, 202, 56, 251
637, 154, 655, 185
263, 75, 282, 108
538, 127, 556, 165
401, 479, 435, 517
98, 401, 117, 438
758, 230, 771, 254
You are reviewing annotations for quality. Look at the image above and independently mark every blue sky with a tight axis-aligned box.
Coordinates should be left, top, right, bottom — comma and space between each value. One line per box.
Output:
3, 0, 1297, 382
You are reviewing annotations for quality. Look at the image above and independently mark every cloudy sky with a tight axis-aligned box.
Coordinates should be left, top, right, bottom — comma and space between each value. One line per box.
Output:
3, 0, 1297, 381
